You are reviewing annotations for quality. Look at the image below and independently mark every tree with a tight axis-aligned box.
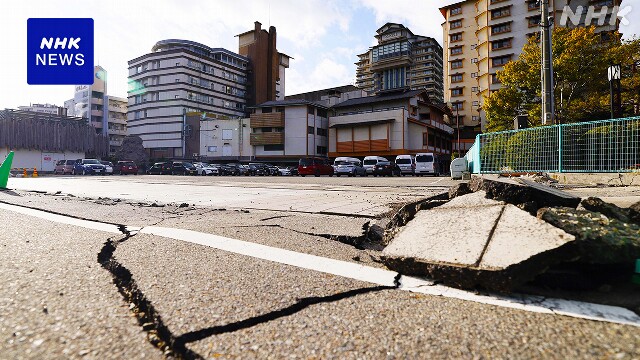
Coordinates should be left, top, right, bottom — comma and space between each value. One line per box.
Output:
484, 27, 640, 132
115, 135, 148, 165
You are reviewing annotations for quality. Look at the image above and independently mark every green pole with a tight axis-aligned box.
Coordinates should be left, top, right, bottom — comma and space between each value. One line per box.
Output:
0, 151, 14, 189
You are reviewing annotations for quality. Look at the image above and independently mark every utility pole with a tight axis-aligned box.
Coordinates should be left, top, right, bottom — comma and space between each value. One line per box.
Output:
540, 0, 555, 125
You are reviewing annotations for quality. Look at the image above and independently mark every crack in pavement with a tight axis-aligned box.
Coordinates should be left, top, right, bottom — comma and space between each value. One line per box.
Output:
222, 221, 377, 250
97, 227, 203, 360
173, 274, 402, 351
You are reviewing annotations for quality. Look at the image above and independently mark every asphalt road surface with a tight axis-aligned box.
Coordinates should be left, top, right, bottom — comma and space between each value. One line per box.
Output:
1, 175, 638, 359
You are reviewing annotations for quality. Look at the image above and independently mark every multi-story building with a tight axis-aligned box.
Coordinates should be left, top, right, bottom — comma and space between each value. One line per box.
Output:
128, 22, 289, 159
440, 0, 622, 153
18, 103, 67, 116
237, 21, 291, 105
64, 66, 128, 155
248, 100, 330, 161
355, 23, 444, 103
328, 89, 454, 168
127, 40, 250, 159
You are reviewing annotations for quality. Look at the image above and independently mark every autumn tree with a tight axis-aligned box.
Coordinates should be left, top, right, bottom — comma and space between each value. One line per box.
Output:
484, 27, 640, 132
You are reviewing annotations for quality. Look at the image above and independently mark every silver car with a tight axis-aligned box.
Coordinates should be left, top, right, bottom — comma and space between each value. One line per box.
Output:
334, 160, 366, 177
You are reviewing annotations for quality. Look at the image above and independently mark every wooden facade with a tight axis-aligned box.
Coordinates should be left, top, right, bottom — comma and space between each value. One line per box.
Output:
0, 110, 109, 157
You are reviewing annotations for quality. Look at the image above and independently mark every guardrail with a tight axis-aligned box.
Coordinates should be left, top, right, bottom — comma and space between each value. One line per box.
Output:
467, 116, 640, 173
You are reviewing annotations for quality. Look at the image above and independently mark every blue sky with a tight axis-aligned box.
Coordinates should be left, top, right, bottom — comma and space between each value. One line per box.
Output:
0, 0, 638, 109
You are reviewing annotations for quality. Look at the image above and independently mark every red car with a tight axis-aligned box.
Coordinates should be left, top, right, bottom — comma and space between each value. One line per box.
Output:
298, 157, 334, 177
115, 161, 138, 175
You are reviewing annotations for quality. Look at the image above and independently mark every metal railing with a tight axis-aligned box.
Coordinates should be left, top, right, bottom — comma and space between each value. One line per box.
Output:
472, 116, 640, 173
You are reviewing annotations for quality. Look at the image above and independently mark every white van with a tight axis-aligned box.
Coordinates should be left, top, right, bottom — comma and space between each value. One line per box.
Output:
395, 155, 415, 176
415, 153, 439, 176
363, 156, 388, 175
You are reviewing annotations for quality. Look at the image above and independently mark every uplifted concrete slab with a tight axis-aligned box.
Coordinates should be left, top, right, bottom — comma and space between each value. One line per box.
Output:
382, 191, 578, 291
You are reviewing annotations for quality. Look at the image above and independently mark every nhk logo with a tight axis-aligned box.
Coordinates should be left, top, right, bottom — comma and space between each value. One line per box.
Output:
27, 18, 94, 85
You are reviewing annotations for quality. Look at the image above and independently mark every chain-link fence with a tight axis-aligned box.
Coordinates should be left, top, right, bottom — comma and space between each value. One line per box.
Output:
476, 116, 640, 173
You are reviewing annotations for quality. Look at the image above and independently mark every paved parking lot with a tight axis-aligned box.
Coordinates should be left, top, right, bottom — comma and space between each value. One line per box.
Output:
2, 175, 639, 358
8, 175, 457, 216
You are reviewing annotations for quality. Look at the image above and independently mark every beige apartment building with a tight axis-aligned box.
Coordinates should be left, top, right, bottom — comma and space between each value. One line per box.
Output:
440, 0, 622, 153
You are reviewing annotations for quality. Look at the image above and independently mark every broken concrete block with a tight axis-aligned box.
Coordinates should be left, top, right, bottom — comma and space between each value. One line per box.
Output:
580, 197, 631, 224
537, 207, 640, 264
448, 183, 472, 199
382, 189, 581, 291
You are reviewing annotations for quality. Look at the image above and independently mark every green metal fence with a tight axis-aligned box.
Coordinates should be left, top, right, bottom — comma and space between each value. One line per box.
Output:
475, 116, 640, 173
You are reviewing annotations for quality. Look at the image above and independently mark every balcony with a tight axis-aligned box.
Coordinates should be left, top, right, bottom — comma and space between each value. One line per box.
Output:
108, 128, 127, 136
250, 132, 284, 145
250, 112, 284, 128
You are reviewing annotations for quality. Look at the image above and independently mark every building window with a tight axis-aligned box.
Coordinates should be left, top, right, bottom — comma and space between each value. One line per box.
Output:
451, 60, 463, 69
264, 144, 284, 151
491, 22, 511, 35
317, 108, 328, 118
316, 146, 327, 155
471, 72, 478, 78
492, 38, 512, 50
472, 116, 480, 122
527, 0, 539, 10
451, 88, 464, 96
451, 74, 463, 83
308, 126, 314, 135
450, 33, 463, 42
471, 86, 479, 92
316, 128, 328, 137
491, 74, 501, 84
472, 101, 480, 107
492, 55, 511, 67
452, 102, 464, 110
491, 6, 511, 19
222, 129, 233, 140
450, 20, 462, 29
422, 133, 428, 146
528, 15, 541, 27
208, 146, 218, 152
450, 6, 462, 15
450, 46, 463, 55
308, 106, 315, 115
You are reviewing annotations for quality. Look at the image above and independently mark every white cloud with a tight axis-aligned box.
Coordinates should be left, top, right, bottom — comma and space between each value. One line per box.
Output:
286, 58, 354, 95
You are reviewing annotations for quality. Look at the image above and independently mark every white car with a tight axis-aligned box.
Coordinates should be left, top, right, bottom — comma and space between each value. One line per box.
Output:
100, 161, 114, 175
278, 166, 291, 176
194, 163, 218, 176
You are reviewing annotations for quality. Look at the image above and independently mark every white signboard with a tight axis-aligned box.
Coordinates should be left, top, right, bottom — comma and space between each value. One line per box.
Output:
608, 65, 620, 81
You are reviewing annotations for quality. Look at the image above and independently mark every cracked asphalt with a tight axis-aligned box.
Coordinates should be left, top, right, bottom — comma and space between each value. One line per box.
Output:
1, 176, 639, 358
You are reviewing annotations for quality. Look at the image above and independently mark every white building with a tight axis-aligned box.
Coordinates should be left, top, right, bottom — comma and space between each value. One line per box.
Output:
127, 40, 249, 159
64, 65, 128, 155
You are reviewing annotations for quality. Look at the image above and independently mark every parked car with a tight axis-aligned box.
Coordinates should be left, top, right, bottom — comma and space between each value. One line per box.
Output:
395, 155, 415, 176
363, 156, 388, 175
415, 153, 439, 176
298, 157, 334, 177
265, 164, 280, 176
114, 161, 138, 175
277, 166, 291, 176
373, 161, 401, 177
100, 161, 114, 175
147, 162, 172, 175
73, 159, 106, 175
334, 157, 366, 177
54, 159, 75, 175
194, 163, 218, 176
248, 163, 269, 176
171, 162, 197, 175
226, 163, 247, 176
288, 166, 298, 176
